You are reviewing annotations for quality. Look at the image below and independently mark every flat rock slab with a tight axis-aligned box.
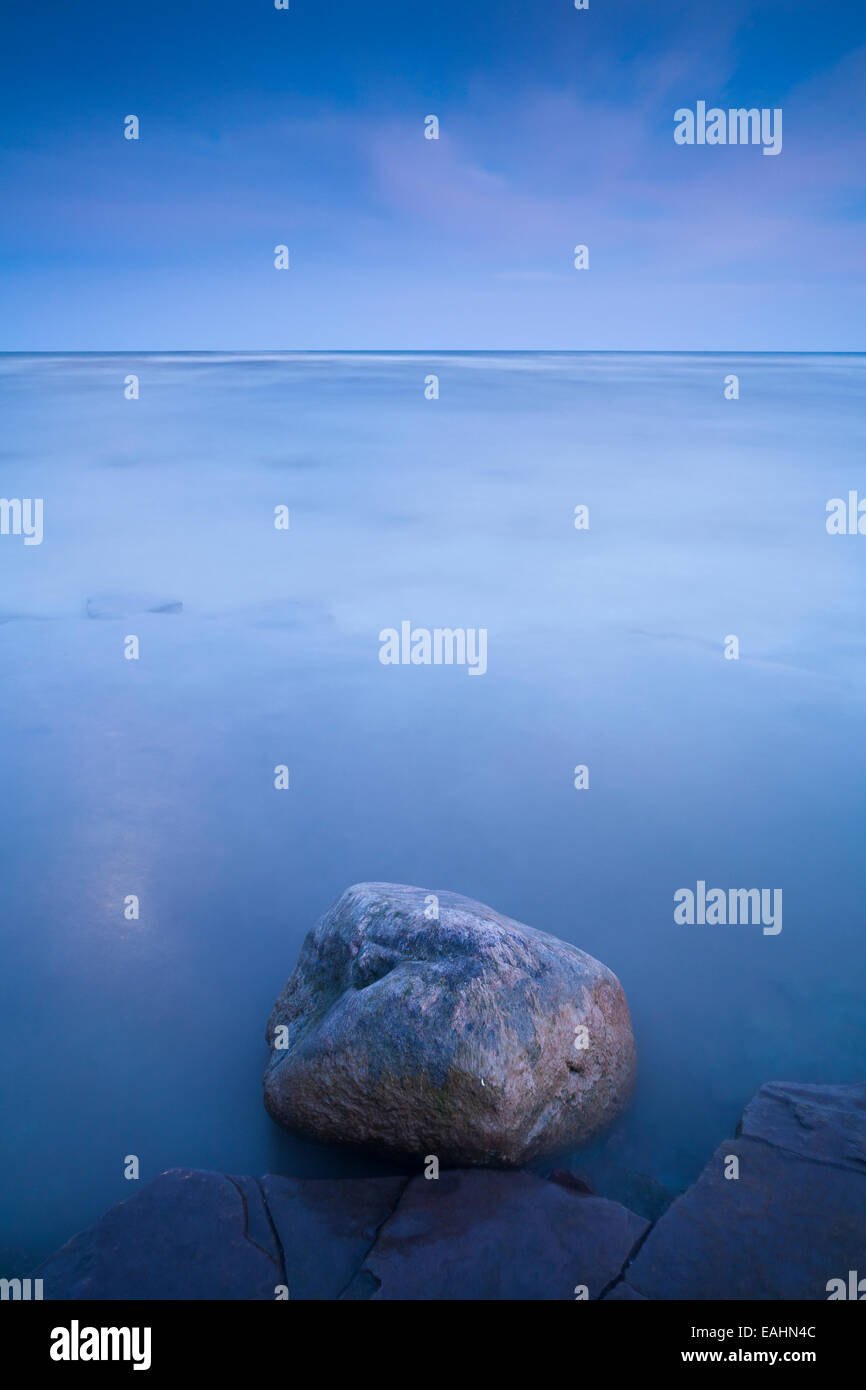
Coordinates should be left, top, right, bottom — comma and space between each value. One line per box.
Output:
738, 1080, 866, 1173
33, 1169, 405, 1301
616, 1081, 866, 1301
32, 1167, 644, 1302
32, 1170, 282, 1300
261, 1174, 406, 1299
603, 1281, 648, 1300
348, 1169, 648, 1300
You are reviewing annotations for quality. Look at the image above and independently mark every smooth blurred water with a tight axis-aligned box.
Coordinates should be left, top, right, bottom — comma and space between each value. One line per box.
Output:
1, 352, 864, 1267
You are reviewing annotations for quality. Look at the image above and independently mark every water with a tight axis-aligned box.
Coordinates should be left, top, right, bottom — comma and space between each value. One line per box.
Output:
1, 351, 864, 1268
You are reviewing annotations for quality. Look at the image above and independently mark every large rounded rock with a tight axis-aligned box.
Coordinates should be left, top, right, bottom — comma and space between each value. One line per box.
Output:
263, 883, 637, 1166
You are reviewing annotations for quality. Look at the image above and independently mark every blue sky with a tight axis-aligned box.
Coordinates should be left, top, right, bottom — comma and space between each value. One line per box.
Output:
1, 0, 864, 349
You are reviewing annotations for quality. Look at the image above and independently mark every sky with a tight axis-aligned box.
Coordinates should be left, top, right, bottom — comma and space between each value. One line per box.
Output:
0, 0, 865, 350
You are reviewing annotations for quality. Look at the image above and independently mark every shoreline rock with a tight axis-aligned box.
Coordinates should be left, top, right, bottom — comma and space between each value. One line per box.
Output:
31, 1167, 646, 1302
263, 882, 638, 1166
605, 1080, 866, 1301
30, 1080, 866, 1301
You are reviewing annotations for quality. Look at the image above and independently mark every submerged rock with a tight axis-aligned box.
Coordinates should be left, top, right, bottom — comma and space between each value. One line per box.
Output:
263, 882, 637, 1166
548, 1168, 596, 1195
85, 593, 182, 619
548, 1155, 675, 1223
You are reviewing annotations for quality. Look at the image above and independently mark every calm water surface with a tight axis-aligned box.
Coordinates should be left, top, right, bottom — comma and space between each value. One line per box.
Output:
1, 352, 864, 1266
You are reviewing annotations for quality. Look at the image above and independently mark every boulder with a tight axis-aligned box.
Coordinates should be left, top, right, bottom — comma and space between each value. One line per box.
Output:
263, 882, 637, 1166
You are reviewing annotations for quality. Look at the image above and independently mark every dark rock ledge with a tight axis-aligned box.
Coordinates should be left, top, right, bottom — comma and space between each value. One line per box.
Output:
32, 1081, 866, 1300
603, 1080, 866, 1301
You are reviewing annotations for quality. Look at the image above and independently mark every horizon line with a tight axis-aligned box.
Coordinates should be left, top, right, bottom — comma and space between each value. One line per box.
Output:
1, 348, 864, 357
